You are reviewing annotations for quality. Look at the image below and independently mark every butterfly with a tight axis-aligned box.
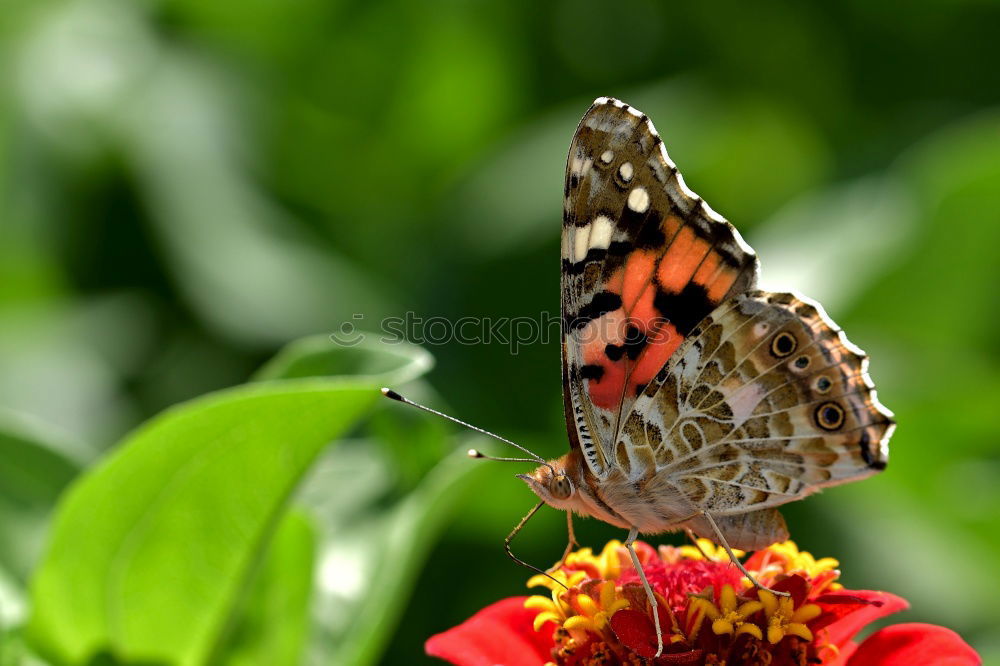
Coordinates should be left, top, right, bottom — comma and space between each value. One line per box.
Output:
511, 97, 895, 654
382, 96, 895, 657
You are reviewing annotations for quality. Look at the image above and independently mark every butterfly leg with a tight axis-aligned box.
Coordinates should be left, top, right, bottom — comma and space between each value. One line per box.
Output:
624, 526, 663, 657
548, 511, 579, 573
506, 501, 569, 590
684, 528, 712, 559
700, 511, 789, 597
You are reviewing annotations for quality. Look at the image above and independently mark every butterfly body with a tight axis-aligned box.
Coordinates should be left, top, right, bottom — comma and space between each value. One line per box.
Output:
522, 448, 710, 535
521, 97, 895, 551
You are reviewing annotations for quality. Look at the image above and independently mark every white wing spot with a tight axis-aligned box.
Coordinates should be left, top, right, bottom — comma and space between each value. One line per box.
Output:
573, 223, 592, 262
589, 215, 614, 250
600, 150, 614, 164
627, 187, 650, 213
619, 162, 634, 182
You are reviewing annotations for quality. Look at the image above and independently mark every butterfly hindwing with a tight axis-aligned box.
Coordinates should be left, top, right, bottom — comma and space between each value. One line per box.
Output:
561, 97, 759, 479
617, 290, 895, 519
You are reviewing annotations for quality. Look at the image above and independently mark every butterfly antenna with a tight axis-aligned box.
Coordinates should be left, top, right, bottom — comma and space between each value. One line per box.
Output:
383, 388, 566, 588
380, 388, 554, 474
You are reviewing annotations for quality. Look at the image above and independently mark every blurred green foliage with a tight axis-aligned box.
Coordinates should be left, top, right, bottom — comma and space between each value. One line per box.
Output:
0, 0, 998, 664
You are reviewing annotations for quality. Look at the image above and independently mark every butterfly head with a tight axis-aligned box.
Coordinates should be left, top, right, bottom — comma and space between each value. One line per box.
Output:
517, 452, 583, 510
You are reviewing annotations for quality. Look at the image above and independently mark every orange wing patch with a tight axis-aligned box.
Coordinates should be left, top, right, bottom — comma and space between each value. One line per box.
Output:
578, 238, 742, 410
656, 227, 710, 293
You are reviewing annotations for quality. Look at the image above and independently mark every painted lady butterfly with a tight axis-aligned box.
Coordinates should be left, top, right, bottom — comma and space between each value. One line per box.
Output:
385, 97, 895, 656
516, 97, 895, 654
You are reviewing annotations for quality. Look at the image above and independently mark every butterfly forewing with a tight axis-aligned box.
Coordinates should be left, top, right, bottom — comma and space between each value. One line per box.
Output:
561, 97, 759, 480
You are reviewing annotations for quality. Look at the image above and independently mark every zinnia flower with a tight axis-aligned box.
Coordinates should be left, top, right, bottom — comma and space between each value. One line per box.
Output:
426, 539, 980, 665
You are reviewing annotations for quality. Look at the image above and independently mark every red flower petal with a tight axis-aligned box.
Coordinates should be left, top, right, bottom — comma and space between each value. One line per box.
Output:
846, 623, 981, 666
610, 608, 658, 658
814, 589, 909, 647
425, 596, 555, 666
770, 573, 809, 606
609, 610, 704, 664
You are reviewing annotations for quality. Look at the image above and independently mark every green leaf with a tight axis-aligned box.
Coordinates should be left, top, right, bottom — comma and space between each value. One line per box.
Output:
0, 410, 82, 641
0, 625, 54, 666
222, 337, 437, 666
0, 567, 27, 637
0, 410, 81, 586
308, 441, 491, 666
223, 336, 469, 665
26, 379, 375, 666
219, 510, 316, 666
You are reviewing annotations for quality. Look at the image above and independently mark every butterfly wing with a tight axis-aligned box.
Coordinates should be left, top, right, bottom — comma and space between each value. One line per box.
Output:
561, 97, 758, 478
618, 290, 895, 521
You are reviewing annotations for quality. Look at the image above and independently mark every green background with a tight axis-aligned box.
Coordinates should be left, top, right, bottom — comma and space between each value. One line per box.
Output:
0, 0, 998, 664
